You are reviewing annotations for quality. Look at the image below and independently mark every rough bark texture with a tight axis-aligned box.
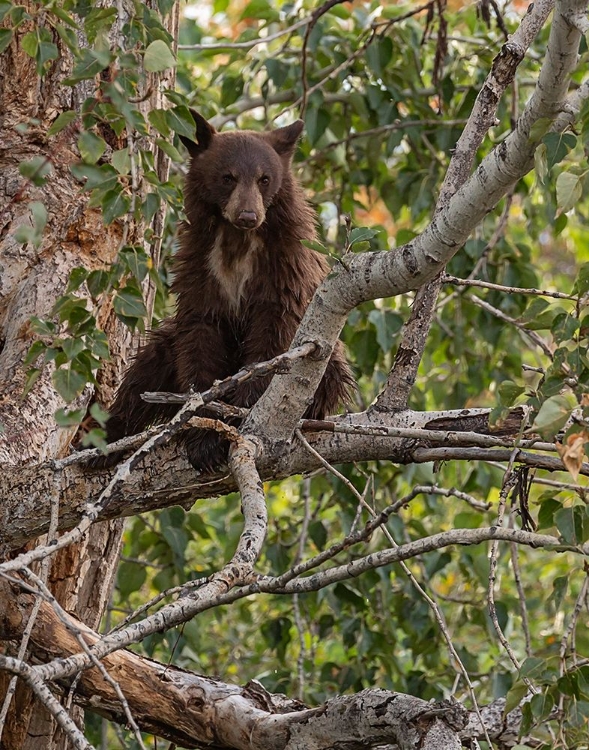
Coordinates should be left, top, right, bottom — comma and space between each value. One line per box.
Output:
0, 407, 535, 554
0, 0, 178, 745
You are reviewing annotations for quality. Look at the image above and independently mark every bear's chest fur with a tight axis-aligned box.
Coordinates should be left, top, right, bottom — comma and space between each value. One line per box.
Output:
206, 227, 263, 312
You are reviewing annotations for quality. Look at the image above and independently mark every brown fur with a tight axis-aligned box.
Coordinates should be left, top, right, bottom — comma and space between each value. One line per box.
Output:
100, 112, 354, 471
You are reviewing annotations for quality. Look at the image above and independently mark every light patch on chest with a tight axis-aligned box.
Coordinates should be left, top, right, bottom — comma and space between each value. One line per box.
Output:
207, 230, 261, 312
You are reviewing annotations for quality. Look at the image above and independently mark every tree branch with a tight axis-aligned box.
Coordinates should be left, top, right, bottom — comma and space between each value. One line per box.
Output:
248, 0, 586, 448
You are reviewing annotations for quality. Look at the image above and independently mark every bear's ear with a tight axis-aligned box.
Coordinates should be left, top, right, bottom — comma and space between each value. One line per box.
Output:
268, 119, 305, 156
179, 110, 216, 157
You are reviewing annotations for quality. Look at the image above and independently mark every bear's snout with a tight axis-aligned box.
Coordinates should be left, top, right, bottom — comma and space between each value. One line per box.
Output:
236, 210, 259, 229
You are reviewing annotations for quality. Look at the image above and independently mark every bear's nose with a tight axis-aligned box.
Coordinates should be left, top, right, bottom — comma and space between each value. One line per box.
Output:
237, 210, 258, 228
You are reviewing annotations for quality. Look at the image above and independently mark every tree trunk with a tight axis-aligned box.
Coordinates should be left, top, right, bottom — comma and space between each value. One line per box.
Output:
0, 0, 178, 745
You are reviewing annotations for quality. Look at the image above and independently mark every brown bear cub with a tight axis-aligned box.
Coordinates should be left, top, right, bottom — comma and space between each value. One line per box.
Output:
99, 111, 354, 472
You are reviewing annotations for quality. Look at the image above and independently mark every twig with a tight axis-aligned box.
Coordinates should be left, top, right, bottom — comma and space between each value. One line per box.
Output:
141, 342, 316, 405
179, 17, 309, 51
442, 274, 576, 300
467, 293, 555, 360
293, 477, 312, 700
510, 536, 533, 658
299, 0, 349, 119
487, 457, 535, 686
559, 568, 589, 667
302, 419, 556, 453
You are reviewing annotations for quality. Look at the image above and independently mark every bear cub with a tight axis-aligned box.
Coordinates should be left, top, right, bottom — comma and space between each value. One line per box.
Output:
99, 111, 354, 472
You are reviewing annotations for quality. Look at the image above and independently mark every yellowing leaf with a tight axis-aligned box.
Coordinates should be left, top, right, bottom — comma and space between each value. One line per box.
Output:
556, 431, 588, 481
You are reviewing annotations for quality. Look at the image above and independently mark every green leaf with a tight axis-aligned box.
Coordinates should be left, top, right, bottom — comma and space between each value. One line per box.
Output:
220, 73, 244, 107
70, 163, 118, 192
498, 380, 525, 406
309, 520, 327, 550
265, 59, 291, 88
54, 407, 86, 427
148, 109, 171, 138
529, 692, 554, 722
48, 111, 78, 137
543, 132, 577, 170
19, 156, 52, 186
333, 583, 367, 610
111, 147, 131, 175
38, 40, 58, 70
102, 188, 131, 224
520, 656, 551, 680
64, 48, 111, 85
78, 131, 106, 164
0, 28, 12, 54
349, 227, 378, 247
534, 142, 548, 184
30, 200, 47, 233
22, 368, 42, 398
141, 193, 160, 223
531, 392, 577, 439
555, 506, 589, 545
29, 316, 56, 336
117, 561, 147, 599
155, 138, 183, 163
305, 105, 330, 145
143, 39, 176, 72
537, 496, 560, 530
113, 286, 147, 326
165, 106, 197, 140
556, 171, 582, 215
240, 0, 279, 21
120, 246, 149, 282
368, 308, 402, 352
62, 337, 86, 361
90, 402, 110, 427
53, 366, 88, 402
529, 117, 552, 142
573, 263, 589, 295
21, 30, 38, 58
366, 36, 393, 77
87, 269, 111, 297
14, 201, 47, 248
0, 1, 12, 22
548, 575, 568, 611
66, 266, 89, 293
301, 239, 329, 254
24, 340, 47, 367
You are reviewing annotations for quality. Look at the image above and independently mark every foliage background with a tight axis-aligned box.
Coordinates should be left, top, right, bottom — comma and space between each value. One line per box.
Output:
109, 1, 589, 746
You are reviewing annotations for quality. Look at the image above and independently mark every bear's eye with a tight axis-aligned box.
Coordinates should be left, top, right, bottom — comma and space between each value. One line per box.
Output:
259, 175, 270, 187
222, 173, 236, 185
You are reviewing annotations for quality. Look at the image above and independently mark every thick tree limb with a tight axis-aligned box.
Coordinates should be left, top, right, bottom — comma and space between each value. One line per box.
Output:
3, 403, 579, 554
0, 561, 552, 749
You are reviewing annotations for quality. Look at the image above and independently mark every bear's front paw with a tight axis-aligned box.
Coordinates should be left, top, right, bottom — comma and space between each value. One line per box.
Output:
184, 428, 229, 474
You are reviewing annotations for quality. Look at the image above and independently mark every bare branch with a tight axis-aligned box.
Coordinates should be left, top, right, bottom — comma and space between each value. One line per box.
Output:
442, 273, 577, 300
